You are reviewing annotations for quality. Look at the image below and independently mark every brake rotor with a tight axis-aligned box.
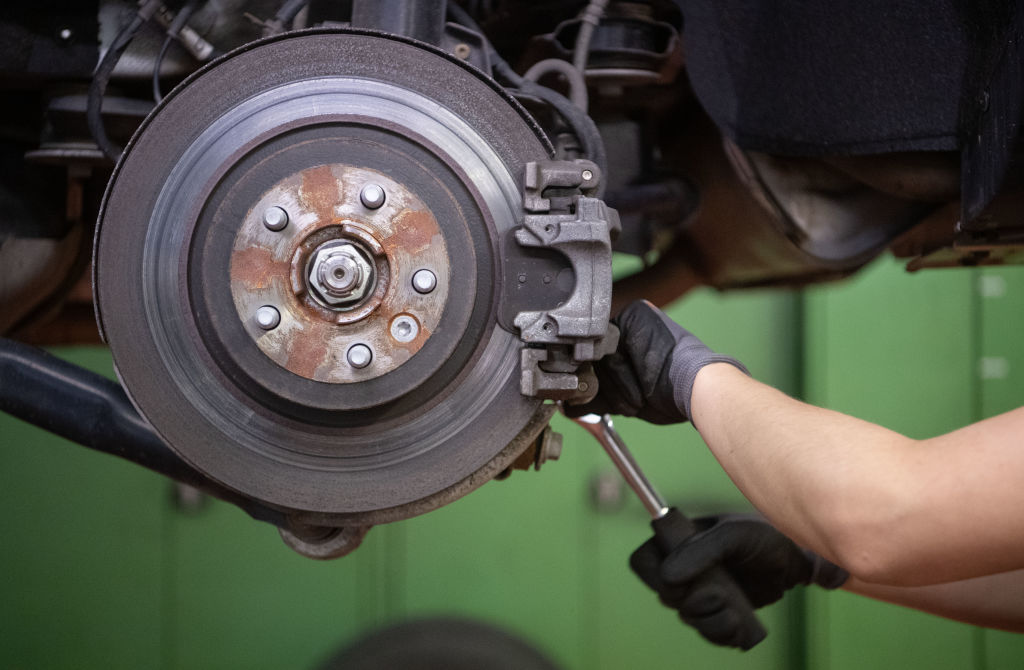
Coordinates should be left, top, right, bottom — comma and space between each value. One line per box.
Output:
94, 30, 553, 523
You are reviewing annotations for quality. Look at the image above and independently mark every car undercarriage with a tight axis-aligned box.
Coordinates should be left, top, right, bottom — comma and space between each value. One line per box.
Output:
1, 0, 1022, 559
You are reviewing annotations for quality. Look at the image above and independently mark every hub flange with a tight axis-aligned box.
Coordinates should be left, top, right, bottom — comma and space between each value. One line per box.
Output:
229, 164, 449, 383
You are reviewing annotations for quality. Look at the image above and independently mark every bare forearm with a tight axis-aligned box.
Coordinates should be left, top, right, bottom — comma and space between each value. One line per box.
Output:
689, 363, 1024, 585
691, 364, 916, 577
845, 571, 1024, 632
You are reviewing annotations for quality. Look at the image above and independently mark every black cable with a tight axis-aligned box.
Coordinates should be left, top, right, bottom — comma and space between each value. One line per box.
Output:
446, 3, 519, 85
275, 0, 308, 26
518, 80, 608, 192
152, 0, 200, 104
445, 2, 608, 188
88, 0, 161, 162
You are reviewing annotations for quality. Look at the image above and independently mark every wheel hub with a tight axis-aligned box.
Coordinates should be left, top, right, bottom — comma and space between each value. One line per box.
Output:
229, 163, 448, 383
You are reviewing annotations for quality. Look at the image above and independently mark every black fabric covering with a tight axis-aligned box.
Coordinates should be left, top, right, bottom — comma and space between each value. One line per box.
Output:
676, 1, 975, 156
958, 1, 1024, 221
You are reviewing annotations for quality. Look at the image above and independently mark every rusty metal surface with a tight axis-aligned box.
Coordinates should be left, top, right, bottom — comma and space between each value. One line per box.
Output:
229, 164, 449, 383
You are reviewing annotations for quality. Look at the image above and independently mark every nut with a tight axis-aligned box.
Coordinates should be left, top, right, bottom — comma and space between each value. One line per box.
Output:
308, 242, 375, 307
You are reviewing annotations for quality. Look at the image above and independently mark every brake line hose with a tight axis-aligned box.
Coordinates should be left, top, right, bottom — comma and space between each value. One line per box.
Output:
88, 0, 162, 162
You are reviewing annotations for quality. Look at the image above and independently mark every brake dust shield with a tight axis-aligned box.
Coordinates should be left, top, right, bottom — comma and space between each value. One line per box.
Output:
93, 30, 554, 525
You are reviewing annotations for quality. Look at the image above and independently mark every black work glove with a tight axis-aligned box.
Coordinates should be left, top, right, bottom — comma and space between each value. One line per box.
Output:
567, 300, 748, 424
630, 514, 848, 647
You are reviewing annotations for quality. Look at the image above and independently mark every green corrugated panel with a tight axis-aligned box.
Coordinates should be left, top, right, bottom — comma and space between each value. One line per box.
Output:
166, 502, 367, 670
803, 259, 980, 670
984, 630, 1024, 670
978, 267, 1024, 418
977, 266, 1024, 670
0, 348, 166, 670
398, 423, 591, 670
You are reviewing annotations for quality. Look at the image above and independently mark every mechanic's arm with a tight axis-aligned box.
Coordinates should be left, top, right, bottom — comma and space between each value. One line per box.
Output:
691, 363, 1024, 586
845, 570, 1024, 632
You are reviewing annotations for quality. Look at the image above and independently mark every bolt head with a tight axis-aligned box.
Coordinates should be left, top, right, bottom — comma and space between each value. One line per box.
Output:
263, 205, 289, 231
308, 242, 375, 306
359, 184, 386, 209
346, 343, 373, 368
581, 169, 594, 182
255, 305, 281, 330
411, 269, 437, 294
390, 315, 419, 343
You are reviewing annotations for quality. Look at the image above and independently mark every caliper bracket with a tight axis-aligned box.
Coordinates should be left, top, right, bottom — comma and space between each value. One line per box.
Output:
514, 159, 620, 401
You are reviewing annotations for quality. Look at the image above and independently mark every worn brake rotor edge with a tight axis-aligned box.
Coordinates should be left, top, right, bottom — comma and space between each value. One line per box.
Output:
94, 31, 553, 520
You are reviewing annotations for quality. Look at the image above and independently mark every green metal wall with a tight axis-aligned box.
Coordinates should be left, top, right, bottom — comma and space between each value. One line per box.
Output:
1, 259, 1021, 668
802, 260, 1024, 670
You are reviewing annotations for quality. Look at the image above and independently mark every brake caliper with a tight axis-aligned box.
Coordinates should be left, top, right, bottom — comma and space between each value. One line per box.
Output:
515, 159, 620, 402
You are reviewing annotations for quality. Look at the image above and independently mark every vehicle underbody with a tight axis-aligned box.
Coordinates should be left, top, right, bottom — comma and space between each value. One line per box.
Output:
1, 0, 1021, 557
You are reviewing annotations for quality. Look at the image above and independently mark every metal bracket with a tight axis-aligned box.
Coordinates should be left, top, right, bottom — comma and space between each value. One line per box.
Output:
514, 159, 620, 400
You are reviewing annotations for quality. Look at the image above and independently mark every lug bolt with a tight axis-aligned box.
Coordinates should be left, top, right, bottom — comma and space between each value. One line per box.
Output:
263, 205, 289, 231
255, 305, 281, 330
390, 315, 419, 343
359, 184, 386, 210
346, 343, 373, 369
411, 269, 437, 294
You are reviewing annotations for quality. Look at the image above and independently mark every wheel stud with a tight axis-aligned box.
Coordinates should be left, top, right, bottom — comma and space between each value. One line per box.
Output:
359, 184, 386, 209
255, 305, 281, 330
346, 343, 373, 368
262, 205, 289, 231
411, 269, 437, 294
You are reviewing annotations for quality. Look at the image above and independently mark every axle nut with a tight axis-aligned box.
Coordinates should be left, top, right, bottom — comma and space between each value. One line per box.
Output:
308, 242, 375, 307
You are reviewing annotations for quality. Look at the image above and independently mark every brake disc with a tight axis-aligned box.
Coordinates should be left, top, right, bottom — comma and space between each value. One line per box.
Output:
94, 30, 558, 526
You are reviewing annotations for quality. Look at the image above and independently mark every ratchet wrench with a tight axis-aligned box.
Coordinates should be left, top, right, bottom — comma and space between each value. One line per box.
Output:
570, 412, 767, 650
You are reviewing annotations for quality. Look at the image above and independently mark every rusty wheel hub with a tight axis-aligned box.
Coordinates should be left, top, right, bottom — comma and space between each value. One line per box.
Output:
230, 164, 448, 383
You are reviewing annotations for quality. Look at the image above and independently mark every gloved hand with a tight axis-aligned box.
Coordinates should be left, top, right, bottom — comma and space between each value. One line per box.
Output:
630, 514, 848, 647
567, 300, 748, 424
